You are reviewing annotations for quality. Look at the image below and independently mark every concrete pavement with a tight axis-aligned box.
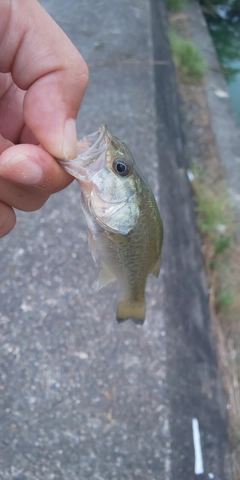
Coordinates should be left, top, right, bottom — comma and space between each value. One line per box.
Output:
0, 1, 232, 479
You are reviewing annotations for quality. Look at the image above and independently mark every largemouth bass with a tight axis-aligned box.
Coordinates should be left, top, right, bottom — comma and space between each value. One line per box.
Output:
59, 125, 163, 325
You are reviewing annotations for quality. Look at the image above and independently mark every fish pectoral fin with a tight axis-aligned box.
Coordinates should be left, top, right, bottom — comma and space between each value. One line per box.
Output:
96, 265, 116, 291
88, 230, 97, 262
117, 299, 146, 325
106, 232, 129, 245
151, 256, 162, 278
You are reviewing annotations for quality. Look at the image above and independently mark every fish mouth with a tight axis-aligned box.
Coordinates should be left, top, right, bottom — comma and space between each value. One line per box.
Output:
59, 124, 111, 181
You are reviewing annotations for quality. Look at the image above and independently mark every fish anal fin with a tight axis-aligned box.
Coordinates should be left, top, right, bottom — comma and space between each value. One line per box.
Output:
117, 299, 146, 325
151, 256, 161, 278
88, 230, 97, 263
96, 264, 116, 291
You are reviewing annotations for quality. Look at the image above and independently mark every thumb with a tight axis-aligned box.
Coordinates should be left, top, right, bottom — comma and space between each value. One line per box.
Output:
0, 0, 89, 159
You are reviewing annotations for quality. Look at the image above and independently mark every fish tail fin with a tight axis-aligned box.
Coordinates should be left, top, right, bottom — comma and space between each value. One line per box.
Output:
117, 299, 146, 325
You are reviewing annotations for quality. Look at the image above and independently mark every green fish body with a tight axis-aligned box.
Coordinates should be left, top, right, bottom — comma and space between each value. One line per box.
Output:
60, 125, 163, 325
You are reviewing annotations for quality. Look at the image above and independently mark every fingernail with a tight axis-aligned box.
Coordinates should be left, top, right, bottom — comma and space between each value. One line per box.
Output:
63, 119, 77, 160
0, 155, 43, 185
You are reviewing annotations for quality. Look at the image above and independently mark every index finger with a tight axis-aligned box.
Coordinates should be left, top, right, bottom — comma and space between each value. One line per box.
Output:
0, 0, 89, 159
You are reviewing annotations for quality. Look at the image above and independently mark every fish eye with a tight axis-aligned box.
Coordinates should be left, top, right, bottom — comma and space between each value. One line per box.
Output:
113, 158, 130, 177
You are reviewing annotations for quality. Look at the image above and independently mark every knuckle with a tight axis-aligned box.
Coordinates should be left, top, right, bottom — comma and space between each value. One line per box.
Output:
0, 204, 16, 238
81, 62, 89, 85
18, 191, 50, 212
73, 55, 89, 88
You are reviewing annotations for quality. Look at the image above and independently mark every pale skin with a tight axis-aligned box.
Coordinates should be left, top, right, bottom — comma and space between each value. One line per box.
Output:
0, 0, 89, 238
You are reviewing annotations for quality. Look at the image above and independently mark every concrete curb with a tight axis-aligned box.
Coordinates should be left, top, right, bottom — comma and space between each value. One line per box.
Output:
186, 0, 240, 242
151, 0, 232, 478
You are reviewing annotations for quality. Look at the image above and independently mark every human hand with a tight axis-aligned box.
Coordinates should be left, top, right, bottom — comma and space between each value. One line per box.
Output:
0, 0, 89, 238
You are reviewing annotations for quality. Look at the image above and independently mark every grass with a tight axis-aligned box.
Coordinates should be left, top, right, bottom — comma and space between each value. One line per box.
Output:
216, 288, 234, 311
190, 164, 240, 478
165, 0, 189, 11
193, 172, 235, 253
169, 30, 207, 83
191, 165, 240, 474
190, 164, 236, 310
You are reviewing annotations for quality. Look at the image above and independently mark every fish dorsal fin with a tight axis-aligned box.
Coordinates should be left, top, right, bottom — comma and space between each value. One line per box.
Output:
96, 264, 116, 291
151, 256, 162, 278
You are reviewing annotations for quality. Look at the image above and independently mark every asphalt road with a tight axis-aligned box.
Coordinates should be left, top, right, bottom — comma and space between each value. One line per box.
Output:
0, 1, 232, 479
